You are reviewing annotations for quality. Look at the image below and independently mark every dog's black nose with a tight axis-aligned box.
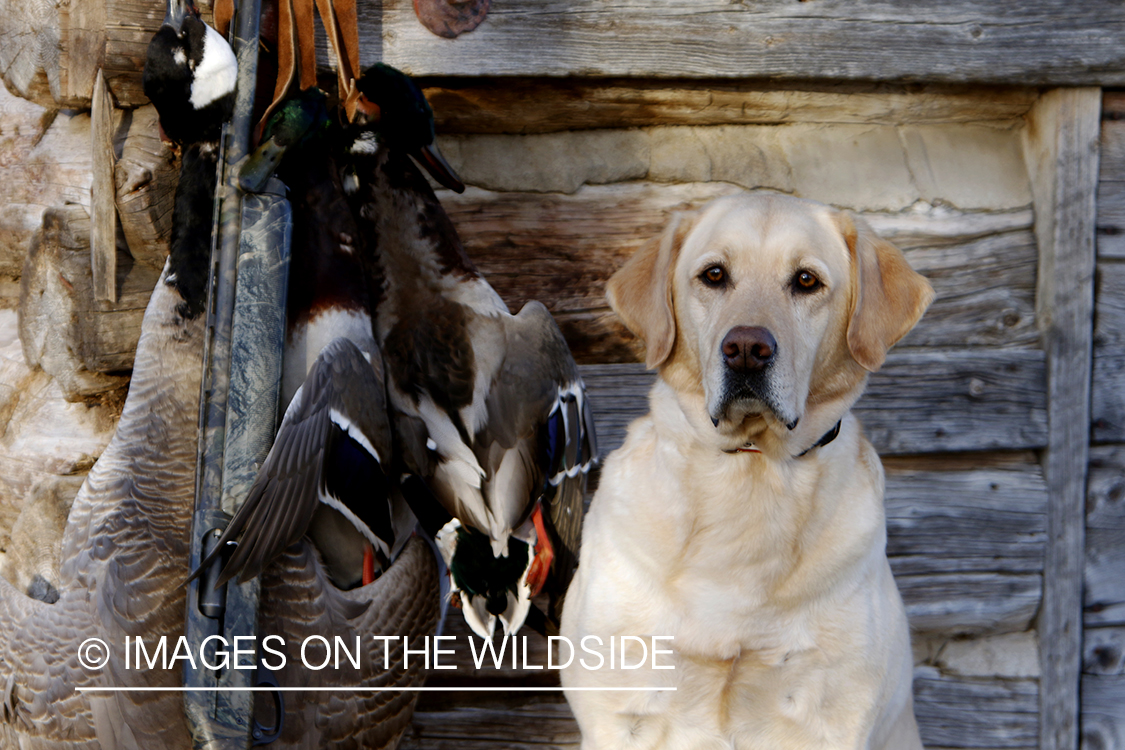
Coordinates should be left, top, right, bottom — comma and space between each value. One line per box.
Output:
722, 326, 776, 372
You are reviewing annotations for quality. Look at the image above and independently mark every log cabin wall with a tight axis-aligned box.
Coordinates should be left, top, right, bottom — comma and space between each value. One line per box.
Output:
1085, 91, 1125, 750
403, 80, 1053, 750
0, 2, 1122, 750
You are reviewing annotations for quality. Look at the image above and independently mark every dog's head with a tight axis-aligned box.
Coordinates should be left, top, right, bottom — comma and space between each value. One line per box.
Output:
607, 193, 933, 441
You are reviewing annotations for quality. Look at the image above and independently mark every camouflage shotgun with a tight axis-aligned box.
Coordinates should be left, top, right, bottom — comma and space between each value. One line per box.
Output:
185, 0, 290, 746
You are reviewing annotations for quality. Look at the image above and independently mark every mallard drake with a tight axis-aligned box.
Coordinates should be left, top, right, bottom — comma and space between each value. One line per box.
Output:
197, 76, 462, 591
194, 90, 404, 591
343, 68, 597, 639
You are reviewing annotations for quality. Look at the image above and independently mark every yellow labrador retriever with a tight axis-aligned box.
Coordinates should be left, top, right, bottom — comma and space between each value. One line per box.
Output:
560, 192, 933, 750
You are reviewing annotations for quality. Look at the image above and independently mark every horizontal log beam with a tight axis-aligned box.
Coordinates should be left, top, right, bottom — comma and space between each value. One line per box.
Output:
1093, 261, 1125, 442
377, 0, 1125, 86
421, 79, 1036, 135
913, 667, 1039, 749
884, 460, 1047, 579
444, 183, 1039, 364
1082, 673, 1125, 750
1086, 446, 1125, 628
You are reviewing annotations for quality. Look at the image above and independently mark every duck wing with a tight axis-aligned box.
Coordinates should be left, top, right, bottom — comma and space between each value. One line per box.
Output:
479, 301, 597, 603
196, 337, 394, 587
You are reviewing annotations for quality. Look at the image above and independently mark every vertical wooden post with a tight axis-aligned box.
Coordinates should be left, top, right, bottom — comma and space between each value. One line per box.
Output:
1025, 87, 1102, 750
90, 68, 117, 303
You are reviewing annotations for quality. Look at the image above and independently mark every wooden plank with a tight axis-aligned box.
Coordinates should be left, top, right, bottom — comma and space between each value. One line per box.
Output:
1024, 87, 1102, 750
13, 1, 1121, 108
1092, 261, 1125, 442
420, 79, 1037, 135
375, 0, 1125, 86
17, 204, 161, 399
1101, 120, 1125, 182
115, 105, 179, 270
1086, 446, 1125, 627
1106, 92, 1125, 119
1082, 630, 1125, 750
579, 350, 1047, 459
913, 667, 1039, 749
1084, 626, 1125, 675
897, 573, 1040, 636
0, 0, 201, 109
1092, 354, 1125, 444
1098, 179, 1125, 255
892, 229, 1039, 350
1081, 674, 1125, 750
58, 0, 107, 105
445, 183, 1040, 364
1098, 114, 1125, 259
884, 460, 1048, 578
849, 349, 1047, 455
90, 69, 117, 304
402, 696, 579, 750
403, 671, 1040, 750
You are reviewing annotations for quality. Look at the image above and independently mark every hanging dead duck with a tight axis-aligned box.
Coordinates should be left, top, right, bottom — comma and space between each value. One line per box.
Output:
194, 91, 412, 591
343, 65, 596, 639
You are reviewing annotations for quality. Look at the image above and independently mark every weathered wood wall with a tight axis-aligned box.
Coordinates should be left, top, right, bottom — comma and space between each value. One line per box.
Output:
1, 4, 1121, 750
1084, 91, 1125, 750
381, 83, 1054, 750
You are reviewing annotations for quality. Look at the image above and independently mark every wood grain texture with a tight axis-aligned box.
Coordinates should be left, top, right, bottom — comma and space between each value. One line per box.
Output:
1081, 674, 1125, 750
401, 670, 1040, 750
1086, 446, 1125, 628
402, 696, 579, 750
17, 205, 160, 400
420, 79, 1036, 135
444, 183, 1040, 364
0, 0, 202, 108
1024, 87, 1102, 750
1084, 626, 1125, 676
115, 105, 178, 270
1092, 261, 1125, 443
374, 0, 1125, 86
884, 460, 1048, 579
1081, 630, 1125, 750
913, 667, 1038, 749
90, 69, 116, 304
0, 0, 63, 107
1097, 105, 1125, 258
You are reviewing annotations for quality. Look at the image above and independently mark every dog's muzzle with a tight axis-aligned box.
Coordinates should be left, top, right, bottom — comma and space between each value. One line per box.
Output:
712, 326, 798, 430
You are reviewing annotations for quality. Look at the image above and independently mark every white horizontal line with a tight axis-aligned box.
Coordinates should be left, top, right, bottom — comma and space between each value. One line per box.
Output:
76, 686, 675, 693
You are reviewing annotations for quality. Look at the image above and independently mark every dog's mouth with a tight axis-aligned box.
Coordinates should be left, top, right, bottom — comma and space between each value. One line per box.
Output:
709, 371, 800, 431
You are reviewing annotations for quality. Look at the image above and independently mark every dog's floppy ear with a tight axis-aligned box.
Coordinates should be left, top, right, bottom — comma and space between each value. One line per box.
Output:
607, 211, 697, 369
836, 212, 934, 372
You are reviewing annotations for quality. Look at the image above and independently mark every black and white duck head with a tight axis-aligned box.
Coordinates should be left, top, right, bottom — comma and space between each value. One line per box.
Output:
143, 0, 237, 147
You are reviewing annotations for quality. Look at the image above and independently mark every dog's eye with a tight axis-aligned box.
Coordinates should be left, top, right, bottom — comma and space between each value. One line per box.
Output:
701, 265, 727, 287
792, 270, 822, 294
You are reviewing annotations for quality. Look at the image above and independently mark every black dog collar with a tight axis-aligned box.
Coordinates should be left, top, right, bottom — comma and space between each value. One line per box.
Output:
722, 420, 842, 457
796, 420, 842, 458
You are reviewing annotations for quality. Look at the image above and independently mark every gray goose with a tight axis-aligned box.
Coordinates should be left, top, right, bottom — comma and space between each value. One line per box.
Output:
0, 5, 436, 748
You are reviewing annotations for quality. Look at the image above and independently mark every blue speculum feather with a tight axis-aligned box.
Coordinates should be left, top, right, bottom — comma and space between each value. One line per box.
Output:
539, 406, 568, 497
324, 426, 394, 549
